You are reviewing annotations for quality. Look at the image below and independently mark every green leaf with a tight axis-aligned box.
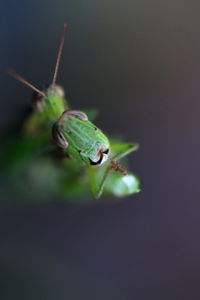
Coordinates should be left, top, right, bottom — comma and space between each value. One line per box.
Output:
104, 171, 140, 197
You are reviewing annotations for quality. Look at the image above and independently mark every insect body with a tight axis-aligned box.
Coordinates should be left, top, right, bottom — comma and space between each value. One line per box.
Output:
7, 24, 140, 199
9, 24, 110, 167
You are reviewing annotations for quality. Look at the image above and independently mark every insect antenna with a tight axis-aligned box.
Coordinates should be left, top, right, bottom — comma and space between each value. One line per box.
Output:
8, 68, 46, 97
52, 23, 67, 87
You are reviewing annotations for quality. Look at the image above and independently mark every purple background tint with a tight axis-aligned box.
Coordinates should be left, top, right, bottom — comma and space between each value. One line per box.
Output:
1, 0, 200, 299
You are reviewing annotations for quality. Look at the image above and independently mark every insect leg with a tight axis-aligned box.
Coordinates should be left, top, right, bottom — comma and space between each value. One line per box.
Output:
65, 110, 88, 120
111, 142, 139, 161
52, 122, 69, 148
87, 162, 113, 198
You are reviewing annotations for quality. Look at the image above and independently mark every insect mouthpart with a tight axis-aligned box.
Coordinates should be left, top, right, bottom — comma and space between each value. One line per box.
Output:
89, 148, 110, 166
103, 148, 109, 155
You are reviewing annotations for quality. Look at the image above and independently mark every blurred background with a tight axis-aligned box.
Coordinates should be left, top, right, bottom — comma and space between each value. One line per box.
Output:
1, 0, 200, 299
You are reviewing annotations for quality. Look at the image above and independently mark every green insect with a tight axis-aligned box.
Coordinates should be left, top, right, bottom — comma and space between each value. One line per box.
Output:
5, 24, 140, 200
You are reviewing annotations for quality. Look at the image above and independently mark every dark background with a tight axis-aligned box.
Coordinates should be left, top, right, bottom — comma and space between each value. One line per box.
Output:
1, 0, 200, 299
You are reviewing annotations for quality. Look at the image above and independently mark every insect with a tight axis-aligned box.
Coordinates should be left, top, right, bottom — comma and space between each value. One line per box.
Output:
6, 24, 140, 199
